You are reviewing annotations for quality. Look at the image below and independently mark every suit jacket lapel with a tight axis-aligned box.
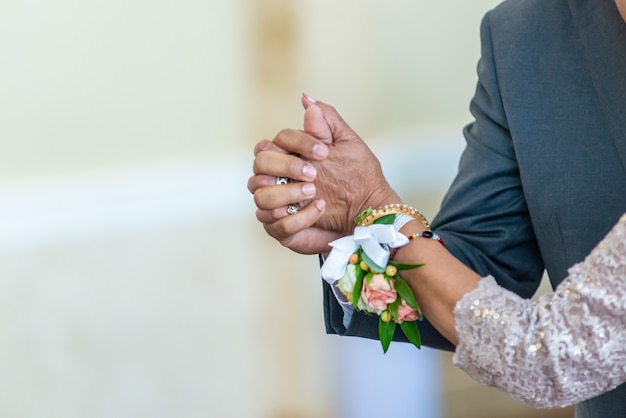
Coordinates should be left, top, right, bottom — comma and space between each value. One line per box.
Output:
570, 0, 626, 168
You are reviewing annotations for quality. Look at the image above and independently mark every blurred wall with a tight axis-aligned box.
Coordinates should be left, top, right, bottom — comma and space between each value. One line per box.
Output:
0, 0, 249, 180
0, 1, 576, 418
251, 0, 503, 144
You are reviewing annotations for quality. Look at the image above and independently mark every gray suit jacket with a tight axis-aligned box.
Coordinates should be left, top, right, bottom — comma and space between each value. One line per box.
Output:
323, 0, 626, 415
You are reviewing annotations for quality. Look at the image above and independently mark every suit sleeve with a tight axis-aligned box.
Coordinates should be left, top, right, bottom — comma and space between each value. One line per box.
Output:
432, 11, 545, 298
322, 11, 545, 350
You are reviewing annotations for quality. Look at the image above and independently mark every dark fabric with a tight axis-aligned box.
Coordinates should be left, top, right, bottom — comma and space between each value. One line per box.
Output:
322, 0, 626, 414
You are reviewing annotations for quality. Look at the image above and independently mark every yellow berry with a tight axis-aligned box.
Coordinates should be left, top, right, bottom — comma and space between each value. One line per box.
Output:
359, 260, 370, 271
385, 265, 398, 277
381, 310, 392, 323
349, 253, 359, 264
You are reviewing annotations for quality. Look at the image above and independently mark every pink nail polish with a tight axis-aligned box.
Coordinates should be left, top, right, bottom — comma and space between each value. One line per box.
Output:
315, 200, 326, 211
302, 92, 318, 103
302, 183, 315, 196
312, 144, 328, 158
302, 165, 317, 179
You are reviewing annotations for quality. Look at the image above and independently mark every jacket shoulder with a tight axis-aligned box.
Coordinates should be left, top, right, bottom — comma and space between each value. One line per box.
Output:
486, 0, 573, 38
481, 0, 578, 66
489, 0, 571, 22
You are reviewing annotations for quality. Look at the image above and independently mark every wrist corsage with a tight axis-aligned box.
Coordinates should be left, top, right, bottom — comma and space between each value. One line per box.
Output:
321, 206, 425, 353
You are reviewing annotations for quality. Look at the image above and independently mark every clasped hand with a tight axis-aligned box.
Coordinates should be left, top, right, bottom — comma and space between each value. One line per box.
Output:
247, 95, 401, 255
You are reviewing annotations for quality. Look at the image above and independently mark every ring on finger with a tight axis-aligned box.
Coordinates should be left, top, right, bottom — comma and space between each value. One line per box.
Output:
287, 203, 300, 215
276, 176, 291, 185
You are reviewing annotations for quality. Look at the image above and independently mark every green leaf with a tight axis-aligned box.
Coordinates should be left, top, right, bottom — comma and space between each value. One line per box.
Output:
354, 259, 364, 280
379, 317, 396, 353
373, 214, 396, 225
352, 269, 364, 308
394, 276, 421, 314
400, 321, 422, 349
388, 298, 400, 320
354, 207, 373, 225
388, 261, 424, 271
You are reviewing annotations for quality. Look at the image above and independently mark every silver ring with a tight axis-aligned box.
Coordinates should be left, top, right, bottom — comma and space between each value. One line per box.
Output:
287, 204, 300, 215
276, 177, 291, 185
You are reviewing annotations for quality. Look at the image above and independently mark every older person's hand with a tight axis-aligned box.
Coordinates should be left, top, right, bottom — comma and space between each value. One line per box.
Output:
248, 94, 401, 253
298, 97, 401, 232
248, 132, 340, 254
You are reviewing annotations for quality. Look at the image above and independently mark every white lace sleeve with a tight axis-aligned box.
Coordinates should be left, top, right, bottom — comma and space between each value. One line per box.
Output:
452, 214, 626, 408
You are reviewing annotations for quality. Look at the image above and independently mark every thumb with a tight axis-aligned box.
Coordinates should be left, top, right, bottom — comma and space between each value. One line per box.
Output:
302, 94, 360, 145
303, 104, 332, 144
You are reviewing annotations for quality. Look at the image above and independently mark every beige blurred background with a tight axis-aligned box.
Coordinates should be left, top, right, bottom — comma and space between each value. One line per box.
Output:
0, 1, 574, 417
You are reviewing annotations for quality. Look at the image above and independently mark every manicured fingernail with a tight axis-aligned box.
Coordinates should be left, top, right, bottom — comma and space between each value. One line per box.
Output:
302, 92, 318, 103
302, 183, 315, 196
315, 200, 326, 211
302, 164, 316, 179
312, 144, 328, 158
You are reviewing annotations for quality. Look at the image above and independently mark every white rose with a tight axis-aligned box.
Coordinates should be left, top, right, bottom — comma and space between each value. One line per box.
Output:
336, 263, 357, 295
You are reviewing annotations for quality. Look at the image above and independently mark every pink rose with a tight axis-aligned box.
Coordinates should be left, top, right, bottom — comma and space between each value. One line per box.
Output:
361, 274, 397, 312
397, 300, 419, 323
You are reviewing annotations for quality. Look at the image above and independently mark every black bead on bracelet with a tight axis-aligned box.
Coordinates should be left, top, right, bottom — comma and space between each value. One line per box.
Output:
390, 230, 445, 260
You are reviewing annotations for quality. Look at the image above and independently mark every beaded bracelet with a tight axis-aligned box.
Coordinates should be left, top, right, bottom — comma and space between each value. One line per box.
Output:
408, 231, 445, 247
389, 228, 445, 261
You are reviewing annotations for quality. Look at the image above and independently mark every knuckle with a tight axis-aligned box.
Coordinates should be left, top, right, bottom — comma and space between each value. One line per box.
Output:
255, 208, 265, 222
262, 223, 279, 240
271, 207, 285, 220
263, 222, 288, 243
275, 128, 295, 143
252, 152, 278, 176
256, 209, 276, 224
273, 218, 292, 237
287, 157, 305, 176
251, 155, 262, 174
252, 140, 264, 156
280, 237, 295, 249
246, 176, 257, 194
252, 189, 264, 207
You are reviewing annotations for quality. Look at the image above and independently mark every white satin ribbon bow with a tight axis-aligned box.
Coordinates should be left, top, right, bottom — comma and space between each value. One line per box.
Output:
320, 224, 409, 283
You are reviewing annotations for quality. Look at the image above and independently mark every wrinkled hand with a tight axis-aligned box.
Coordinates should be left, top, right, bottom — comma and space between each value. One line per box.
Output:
248, 132, 342, 254
249, 94, 401, 254
292, 97, 401, 234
